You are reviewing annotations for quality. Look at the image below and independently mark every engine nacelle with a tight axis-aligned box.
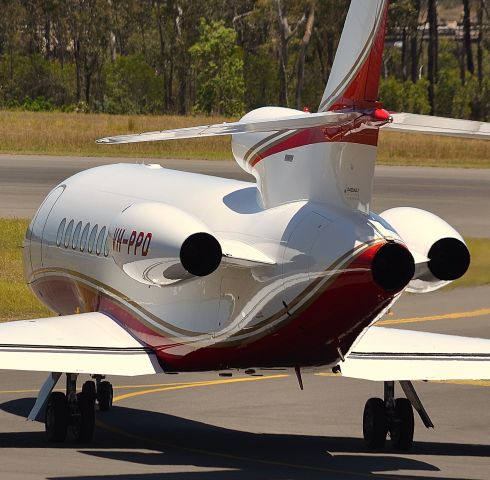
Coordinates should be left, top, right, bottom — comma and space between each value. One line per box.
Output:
380, 207, 470, 293
110, 203, 222, 286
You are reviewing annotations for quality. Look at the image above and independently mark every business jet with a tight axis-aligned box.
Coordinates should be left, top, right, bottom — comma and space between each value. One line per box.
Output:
4, 0, 489, 448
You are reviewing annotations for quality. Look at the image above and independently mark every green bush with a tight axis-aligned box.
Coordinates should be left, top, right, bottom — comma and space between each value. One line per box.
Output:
436, 69, 476, 119
103, 54, 164, 114
189, 19, 245, 117
379, 77, 430, 114
0, 54, 75, 108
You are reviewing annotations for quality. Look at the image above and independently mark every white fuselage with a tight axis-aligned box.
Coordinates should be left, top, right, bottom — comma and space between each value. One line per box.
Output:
23, 162, 403, 371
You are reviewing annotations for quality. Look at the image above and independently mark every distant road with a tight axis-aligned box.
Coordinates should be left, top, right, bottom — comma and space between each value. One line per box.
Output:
1, 154, 489, 237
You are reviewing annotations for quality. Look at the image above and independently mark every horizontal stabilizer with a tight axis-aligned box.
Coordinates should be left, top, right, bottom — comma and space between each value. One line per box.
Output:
0, 312, 162, 376
383, 113, 490, 141
342, 326, 490, 381
96, 111, 360, 145
220, 239, 276, 267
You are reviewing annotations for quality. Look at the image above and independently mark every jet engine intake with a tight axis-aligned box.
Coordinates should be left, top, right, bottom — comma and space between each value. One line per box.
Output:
380, 207, 470, 293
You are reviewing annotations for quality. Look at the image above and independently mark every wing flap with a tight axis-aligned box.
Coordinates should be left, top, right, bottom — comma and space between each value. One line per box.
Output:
342, 326, 490, 381
96, 111, 360, 145
0, 313, 162, 376
383, 113, 490, 140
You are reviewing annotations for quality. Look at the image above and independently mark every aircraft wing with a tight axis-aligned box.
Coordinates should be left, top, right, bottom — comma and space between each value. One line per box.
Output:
96, 111, 361, 144
383, 113, 490, 140
341, 326, 490, 381
0, 312, 162, 376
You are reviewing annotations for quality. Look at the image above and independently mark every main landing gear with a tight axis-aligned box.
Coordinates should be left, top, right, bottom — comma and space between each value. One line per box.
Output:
362, 381, 434, 450
42, 374, 114, 443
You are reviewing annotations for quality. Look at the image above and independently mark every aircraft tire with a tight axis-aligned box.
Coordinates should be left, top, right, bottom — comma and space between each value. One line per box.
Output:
390, 398, 414, 450
97, 381, 113, 411
363, 397, 388, 449
45, 392, 69, 443
72, 392, 95, 443
82, 380, 96, 402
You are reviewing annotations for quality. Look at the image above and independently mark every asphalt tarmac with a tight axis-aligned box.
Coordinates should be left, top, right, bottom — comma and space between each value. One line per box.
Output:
0, 287, 489, 480
1, 155, 489, 238
0, 154, 489, 478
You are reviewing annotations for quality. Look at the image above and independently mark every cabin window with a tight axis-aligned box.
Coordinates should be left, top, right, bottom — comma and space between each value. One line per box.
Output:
104, 231, 110, 257
80, 223, 90, 252
96, 226, 106, 255
63, 220, 74, 248
56, 218, 66, 247
88, 224, 98, 254
72, 221, 82, 250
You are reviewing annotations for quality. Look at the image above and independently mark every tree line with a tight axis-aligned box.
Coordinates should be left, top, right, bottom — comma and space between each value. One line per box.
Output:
0, 0, 488, 120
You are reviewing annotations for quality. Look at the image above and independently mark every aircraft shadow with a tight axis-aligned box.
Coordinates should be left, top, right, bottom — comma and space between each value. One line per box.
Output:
1, 397, 488, 480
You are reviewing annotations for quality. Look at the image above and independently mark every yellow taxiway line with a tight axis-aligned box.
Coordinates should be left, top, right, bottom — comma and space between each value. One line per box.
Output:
112, 374, 288, 402
96, 373, 392, 479
377, 307, 490, 326
0, 380, 223, 396
0, 365, 488, 476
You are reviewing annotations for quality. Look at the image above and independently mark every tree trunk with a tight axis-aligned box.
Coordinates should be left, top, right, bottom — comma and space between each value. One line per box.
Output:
175, 5, 186, 114
178, 68, 187, 114
276, 0, 289, 107
463, 0, 474, 75
456, 37, 466, 84
109, 31, 116, 62
44, 15, 51, 59
168, 57, 174, 112
427, 0, 438, 115
295, 6, 314, 110
85, 71, 91, 106
477, 0, 484, 88
314, 33, 326, 84
401, 27, 408, 81
410, 0, 421, 83
74, 39, 81, 103
156, 3, 167, 111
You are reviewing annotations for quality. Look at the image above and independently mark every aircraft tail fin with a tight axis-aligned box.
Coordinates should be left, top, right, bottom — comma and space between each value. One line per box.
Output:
318, 0, 389, 112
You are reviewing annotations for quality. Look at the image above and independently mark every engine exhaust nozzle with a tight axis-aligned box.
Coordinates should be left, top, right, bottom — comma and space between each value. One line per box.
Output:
371, 242, 415, 292
180, 232, 222, 277
428, 237, 470, 281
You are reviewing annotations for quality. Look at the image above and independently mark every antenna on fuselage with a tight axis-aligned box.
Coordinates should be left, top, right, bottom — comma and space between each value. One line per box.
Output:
294, 366, 304, 391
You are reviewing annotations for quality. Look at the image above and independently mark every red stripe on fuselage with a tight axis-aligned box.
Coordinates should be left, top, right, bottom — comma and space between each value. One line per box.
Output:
157, 241, 394, 370
249, 119, 379, 168
28, 242, 397, 371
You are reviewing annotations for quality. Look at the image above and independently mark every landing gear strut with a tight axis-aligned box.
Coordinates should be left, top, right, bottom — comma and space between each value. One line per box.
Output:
30, 372, 114, 444
362, 381, 432, 450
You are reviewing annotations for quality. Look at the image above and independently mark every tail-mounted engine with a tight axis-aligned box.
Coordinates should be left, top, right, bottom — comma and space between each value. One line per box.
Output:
110, 203, 222, 286
380, 207, 470, 293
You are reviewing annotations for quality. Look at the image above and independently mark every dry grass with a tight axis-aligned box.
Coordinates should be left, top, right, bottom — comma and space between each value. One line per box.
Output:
377, 131, 490, 168
448, 238, 490, 289
0, 111, 489, 167
0, 111, 232, 160
0, 218, 488, 322
0, 219, 52, 322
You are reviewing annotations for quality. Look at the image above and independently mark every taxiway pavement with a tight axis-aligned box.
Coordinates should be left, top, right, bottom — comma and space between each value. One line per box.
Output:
1, 155, 489, 238
0, 287, 489, 479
